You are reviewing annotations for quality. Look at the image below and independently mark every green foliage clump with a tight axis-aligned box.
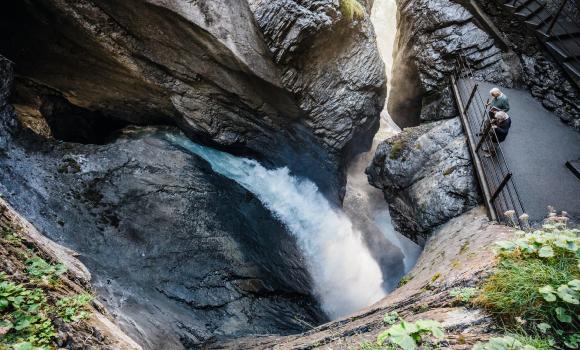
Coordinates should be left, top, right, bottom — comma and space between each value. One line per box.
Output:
25, 257, 67, 285
389, 140, 406, 160
339, 0, 365, 21
473, 335, 553, 350
0, 278, 55, 350
476, 218, 579, 348
359, 317, 444, 350
397, 276, 411, 287
449, 287, 478, 303
56, 294, 92, 323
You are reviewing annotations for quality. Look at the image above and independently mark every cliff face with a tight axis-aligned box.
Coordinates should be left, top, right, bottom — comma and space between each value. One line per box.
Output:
0, 54, 327, 349
0, 0, 386, 198
389, 0, 511, 128
1, 198, 142, 350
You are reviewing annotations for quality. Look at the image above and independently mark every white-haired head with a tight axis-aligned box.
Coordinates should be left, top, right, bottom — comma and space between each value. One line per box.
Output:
490, 88, 502, 97
495, 111, 509, 121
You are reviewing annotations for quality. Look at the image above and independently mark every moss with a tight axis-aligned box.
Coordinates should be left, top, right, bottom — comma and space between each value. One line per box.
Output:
443, 166, 456, 176
459, 241, 470, 255
339, 0, 365, 21
431, 272, 441, 282
389, 140, 406, 160
398, 275, 411, 287
57, 158, 81, 174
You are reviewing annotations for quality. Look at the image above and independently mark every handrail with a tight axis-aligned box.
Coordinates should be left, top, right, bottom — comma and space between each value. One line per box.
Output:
450, 53, 526, 227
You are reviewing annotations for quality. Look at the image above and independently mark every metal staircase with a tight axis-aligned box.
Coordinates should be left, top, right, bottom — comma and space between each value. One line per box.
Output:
502, 0, 580, 87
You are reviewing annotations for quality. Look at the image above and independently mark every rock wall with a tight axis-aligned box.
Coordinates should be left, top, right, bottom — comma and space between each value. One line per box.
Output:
0, 0, 386, 198
0, 54, 325, 349
214, 207, 515, 349
0, 198, 143, 350
389, 0, 512, 127
367, 118, 479, 244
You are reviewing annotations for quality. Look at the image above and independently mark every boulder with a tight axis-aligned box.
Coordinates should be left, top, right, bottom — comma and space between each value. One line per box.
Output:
366, 118, 480, 244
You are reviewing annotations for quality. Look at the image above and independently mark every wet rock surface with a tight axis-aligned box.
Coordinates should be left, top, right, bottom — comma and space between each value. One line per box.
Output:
0, 0, 387, 199
0, 126, 325, 349
2, 54, 324, 350
366, 118, 479, 244
214, 207, 513, 349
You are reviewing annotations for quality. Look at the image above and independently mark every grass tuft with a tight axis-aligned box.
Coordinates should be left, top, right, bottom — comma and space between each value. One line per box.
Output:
339, 0, 366, 21
389, 140, 406, 160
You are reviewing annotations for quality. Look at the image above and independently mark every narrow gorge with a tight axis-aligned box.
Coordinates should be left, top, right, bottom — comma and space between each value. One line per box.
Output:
0, 0, 578, 350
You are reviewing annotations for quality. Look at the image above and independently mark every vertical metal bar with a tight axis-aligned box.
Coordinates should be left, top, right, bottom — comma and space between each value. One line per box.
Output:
475, 123, 493, 152
491, 173, 513, 201
464, 84, 479, 113
546, 0, 569, 35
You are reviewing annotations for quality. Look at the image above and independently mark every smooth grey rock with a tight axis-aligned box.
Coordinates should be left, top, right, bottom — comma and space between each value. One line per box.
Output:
0, 0, 387, 199
0, 55, 324, 350
0, 128, 325, 350
366, 118, 480, 244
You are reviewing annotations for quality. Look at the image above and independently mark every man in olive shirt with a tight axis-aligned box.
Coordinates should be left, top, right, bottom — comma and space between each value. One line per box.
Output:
487, 87, 510, 119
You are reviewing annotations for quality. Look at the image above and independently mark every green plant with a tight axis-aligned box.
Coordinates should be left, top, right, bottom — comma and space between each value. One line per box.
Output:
389, 140, 406, 160
383, 311, 400, 325
0, 281, 55, 349
476, 218, 579, 348
1, 227, 22, 245
449, 287, 478, 303
473, 335, 553, 350
339, 0, 365, 21
398, 276, 410, 287
376, 319, 444, 350
25, 257, 66, 284
56, 293, 92, 323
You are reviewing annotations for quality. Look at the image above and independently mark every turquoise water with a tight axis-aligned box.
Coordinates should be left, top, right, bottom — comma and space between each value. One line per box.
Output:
164, 132, 386, 319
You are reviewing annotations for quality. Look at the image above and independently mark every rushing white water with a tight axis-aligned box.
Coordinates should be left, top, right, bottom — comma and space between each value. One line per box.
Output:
342, 0, 421, 284
165, 133, 386, 319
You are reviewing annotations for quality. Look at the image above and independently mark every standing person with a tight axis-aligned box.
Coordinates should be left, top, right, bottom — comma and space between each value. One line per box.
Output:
483, 111, 511, 157
487, 88, 510, 120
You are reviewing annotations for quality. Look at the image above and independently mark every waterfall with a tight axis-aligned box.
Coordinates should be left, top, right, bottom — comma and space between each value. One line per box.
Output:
164, 133, 386, 319
341, 0, 421, 287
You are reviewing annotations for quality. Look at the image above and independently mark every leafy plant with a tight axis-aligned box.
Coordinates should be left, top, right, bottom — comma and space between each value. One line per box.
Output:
383, 311, 400, 325
476, 218, 579, 348
25, 257, 67, 284
473, 335, 552, 350
56, 293, 92, 323
449, 287, 478, 303
0, 280, 55, 348
339, 0, 365, 21
376, 319, 444, 350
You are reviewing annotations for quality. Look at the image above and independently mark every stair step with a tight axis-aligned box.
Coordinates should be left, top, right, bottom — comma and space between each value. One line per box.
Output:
515, 0, 535, 11
525, 10, 553, 28
515, 1, 546, 20
538, 20, 580, 39
563, 60, 580, 77
545, 38, 580, 59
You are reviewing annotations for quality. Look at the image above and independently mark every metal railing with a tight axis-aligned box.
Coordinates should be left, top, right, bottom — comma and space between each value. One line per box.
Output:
450, 54, 526, 227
